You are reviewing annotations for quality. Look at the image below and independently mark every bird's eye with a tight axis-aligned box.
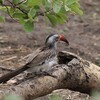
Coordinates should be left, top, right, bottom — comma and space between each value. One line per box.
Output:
55, 37, 59, 41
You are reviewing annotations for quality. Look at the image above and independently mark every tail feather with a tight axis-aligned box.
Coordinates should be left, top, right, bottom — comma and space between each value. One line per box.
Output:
0, 66, 29, 83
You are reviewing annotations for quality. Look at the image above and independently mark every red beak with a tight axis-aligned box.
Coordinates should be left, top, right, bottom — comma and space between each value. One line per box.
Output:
59, 35, 69, 45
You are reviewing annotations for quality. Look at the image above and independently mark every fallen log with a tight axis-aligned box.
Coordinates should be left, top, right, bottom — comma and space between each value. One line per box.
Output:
0, 51, 100, 100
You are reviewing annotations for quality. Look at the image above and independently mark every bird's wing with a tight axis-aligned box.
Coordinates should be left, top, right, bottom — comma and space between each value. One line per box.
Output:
26, 47, 55, 67
25, 48, 42, 64
0, 47, 55, 84
19, 48, 42, 65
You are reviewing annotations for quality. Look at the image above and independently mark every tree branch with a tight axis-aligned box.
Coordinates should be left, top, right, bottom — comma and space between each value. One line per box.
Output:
1, 0, 54, 18
5, 0, 27, 15
16, 0, 27, 6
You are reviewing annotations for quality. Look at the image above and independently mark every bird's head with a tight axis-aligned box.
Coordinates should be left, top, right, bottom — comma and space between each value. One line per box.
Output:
45, 34, 69, 48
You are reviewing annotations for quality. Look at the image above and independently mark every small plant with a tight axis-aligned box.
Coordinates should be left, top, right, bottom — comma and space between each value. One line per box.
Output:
0, 0, 83, 32
49, 94, 63, 100
91, 90, 100, 100
4, 94, 23, 100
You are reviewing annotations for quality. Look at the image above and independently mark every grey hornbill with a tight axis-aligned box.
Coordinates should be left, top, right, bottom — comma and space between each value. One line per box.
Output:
0, 34, 69, 83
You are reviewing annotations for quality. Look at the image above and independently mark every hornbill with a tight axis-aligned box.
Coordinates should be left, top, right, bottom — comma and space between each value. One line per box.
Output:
0, 34, 69, 83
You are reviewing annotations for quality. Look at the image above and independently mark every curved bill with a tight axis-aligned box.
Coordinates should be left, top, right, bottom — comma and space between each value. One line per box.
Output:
59, 35, 69, 45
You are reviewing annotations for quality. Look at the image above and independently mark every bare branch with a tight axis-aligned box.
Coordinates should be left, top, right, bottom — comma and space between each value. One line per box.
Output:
16, 0, 27, 6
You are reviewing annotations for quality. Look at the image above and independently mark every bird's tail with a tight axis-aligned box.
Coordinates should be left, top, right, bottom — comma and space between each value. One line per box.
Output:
0, 65, 29, 83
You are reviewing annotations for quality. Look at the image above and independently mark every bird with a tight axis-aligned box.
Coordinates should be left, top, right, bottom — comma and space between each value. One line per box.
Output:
0, 34, 69, 83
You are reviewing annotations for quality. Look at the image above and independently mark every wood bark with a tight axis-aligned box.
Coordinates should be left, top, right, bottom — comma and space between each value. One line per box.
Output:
0, 51, 100, 100
37, 89, 93, 100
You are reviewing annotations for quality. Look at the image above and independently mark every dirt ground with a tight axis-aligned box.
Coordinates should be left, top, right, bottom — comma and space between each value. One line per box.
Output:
0, 0, 100, 71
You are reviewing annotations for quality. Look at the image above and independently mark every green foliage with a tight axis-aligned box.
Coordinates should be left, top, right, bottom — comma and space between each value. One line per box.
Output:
27, 0, 42, 7
0, 0, 4, 4
4, 94, 23, 100
91, 90, 100, 100
53, 0, 62, 13
28, 7, 36, 21
24, 20, 34, 32
12, 0, 20, 4
47, 14, 58, 26
0, 0, 83, 32
49, 94, 63, 100
13, 12, 26, 18
68, 3, 83, 15
0, 15, 5, 22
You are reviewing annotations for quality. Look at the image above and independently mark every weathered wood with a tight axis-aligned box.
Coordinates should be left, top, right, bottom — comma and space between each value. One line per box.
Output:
0, 51, 100, 100
37, 89, 93, 100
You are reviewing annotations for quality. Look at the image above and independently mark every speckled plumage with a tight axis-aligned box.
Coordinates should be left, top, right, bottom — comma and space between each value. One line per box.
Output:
0, 34, 61, 83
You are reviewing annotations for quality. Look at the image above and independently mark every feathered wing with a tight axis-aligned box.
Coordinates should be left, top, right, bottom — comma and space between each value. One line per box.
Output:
0, 47, 56, 83
0, 48, 42, 83
19, 48, 42, 65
